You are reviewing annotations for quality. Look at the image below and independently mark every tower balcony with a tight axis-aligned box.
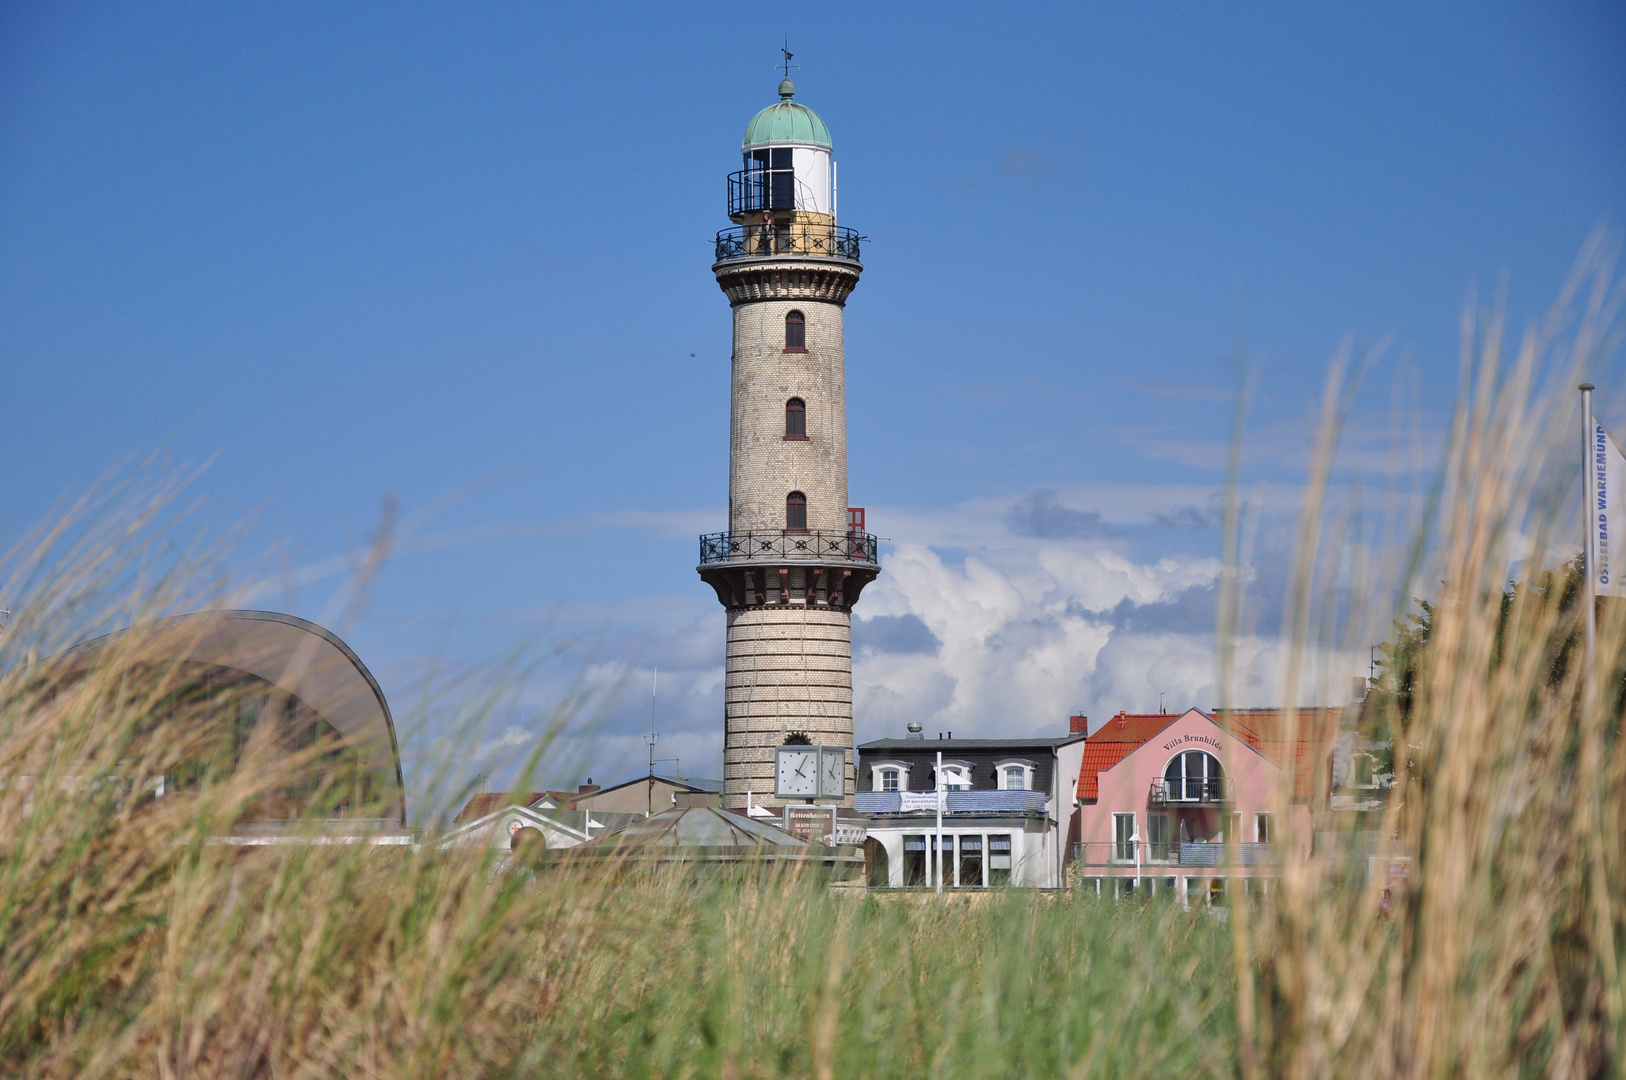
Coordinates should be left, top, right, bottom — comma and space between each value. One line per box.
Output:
696, 530, 880, 611
714, 223, 862, 265
699, 529, 878, 566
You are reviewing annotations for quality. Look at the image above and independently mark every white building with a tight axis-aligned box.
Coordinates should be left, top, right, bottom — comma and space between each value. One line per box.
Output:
855, 724, 1088, 889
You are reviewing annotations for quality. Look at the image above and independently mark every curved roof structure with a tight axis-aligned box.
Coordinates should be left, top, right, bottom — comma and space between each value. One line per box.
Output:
57, 609, 406, 826
742, 79, 832, 149
568, 806, 860, 867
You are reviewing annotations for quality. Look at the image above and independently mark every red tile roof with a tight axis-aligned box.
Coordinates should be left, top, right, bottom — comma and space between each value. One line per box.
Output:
1076, 713, 1182, 800
1074, 707, 1344, 802
1211, 708, 1343, 800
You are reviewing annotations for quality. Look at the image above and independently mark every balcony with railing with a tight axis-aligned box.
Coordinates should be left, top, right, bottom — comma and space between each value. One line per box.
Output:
715, 222, 862, 264
1148, 777, 1234, 806
699, 530, 878, 567
1073, 840, 1276, 868
728, 166, 804, 215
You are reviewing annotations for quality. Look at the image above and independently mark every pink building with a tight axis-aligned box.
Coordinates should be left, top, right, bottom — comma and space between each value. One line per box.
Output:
1070, 707, 1338, 904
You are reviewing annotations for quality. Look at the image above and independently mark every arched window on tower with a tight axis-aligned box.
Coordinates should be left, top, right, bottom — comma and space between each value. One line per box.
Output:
784, 398, 806, 439
784, 310, 806, 351
785, 491, 807, 532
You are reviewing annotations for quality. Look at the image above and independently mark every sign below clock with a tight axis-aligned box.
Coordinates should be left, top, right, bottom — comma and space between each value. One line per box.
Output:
783, 805, 836, 844
775, 744, 846, 799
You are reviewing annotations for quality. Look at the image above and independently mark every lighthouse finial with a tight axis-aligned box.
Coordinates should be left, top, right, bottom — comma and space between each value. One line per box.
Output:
778, 38, 798, 98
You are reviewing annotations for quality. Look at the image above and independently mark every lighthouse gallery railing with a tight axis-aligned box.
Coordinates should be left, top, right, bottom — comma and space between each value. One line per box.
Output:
698, 530, 879, 565
714, 224, 862, 263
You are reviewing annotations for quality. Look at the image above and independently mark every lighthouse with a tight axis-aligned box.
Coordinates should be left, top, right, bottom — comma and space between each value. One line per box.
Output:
697, 71, 879, 810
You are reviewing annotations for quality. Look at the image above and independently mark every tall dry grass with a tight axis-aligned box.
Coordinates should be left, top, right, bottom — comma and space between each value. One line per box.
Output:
0, 247, 1621, 1077
1227, 239, 1626, 1079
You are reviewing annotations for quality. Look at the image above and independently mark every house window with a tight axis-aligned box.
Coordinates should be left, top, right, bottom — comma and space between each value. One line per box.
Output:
1147, 812, 1172, 861
1225, 813, 1242, 843
1254, 812, 1273, 844
1113, 812, 1137, 862
937, 764, 970, 791
871, 763, 909, 792
988, 834, 1013, 886
1353, 753, 1376, 789
958, 834, 983, 889
994, 762, 1034, 790
785, 491, 807, 532
903, 835, 927, 887
1163, 750, 1225, 803
785, 398, 806, 438
785, 310, 806, 350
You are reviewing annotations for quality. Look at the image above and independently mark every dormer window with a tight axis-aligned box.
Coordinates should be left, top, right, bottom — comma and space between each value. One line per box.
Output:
936, 764, 971, 791
994, 759, 1036, 791
870, 762, 910, 792
784, 310, 806, 351
785, 398, 806, 439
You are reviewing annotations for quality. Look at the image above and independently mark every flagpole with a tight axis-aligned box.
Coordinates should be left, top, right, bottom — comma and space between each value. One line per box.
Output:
934, 749, 944, 896
1582, 383, 1598, 678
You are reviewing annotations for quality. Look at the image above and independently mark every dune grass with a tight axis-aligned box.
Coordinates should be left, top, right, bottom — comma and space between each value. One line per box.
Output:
1, 251, 1623, 1077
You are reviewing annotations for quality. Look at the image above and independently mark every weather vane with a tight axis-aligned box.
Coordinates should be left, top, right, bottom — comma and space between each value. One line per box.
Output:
779, 37, 798, 80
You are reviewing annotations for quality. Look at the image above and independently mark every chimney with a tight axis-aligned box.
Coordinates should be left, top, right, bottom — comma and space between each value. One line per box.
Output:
1069, 714, 1089, 734
577, 778, 600, 795
906, 722, 925, 740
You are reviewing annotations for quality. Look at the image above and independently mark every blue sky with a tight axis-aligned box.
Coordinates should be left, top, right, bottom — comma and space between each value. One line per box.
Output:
3, 3, 1622, 809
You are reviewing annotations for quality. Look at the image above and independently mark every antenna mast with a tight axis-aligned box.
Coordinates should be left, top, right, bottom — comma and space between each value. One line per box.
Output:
645, 667, 659, 815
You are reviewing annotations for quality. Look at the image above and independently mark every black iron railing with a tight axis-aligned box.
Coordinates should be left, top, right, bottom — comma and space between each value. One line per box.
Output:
1148, 778, 1234, 805
698, 530, 879, 565
714, 224, 861, 263
728, 167, 801, 215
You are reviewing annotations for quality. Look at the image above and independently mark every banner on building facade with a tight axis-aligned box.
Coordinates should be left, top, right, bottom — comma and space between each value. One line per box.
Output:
899, 790, 946, 813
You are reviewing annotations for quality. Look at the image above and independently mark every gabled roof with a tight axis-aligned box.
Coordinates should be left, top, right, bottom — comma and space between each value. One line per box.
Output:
1210, 708, 1343, 800
1075, 713, 1183, 800
1075, 708, 1342, 801
453, 792, 551, 824
439, 802, 591, 849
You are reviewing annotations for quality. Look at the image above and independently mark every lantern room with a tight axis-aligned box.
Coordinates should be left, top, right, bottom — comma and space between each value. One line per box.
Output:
729, 78, 835, 220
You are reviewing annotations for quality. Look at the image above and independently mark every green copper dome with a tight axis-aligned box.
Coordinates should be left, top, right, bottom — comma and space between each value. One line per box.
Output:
741, 79, 832, 149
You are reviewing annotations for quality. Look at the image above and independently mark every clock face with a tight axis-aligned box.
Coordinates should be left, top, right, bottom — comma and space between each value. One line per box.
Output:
776, 748, 819, 797
819, 749, 845, 797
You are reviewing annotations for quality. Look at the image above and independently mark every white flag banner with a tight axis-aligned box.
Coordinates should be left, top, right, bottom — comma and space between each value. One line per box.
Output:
1592, 419, 1625, 598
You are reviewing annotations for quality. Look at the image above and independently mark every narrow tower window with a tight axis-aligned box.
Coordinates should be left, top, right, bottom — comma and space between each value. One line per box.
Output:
784, 310, 806, 351
786, 491, 807, 532
785, 398, 806, 439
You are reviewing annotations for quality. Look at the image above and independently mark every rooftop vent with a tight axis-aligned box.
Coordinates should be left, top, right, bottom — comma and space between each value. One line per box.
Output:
905, 722, 924, 740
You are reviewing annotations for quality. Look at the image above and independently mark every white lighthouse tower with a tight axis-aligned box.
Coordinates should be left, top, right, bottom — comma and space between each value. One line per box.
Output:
697, 70, 878, 810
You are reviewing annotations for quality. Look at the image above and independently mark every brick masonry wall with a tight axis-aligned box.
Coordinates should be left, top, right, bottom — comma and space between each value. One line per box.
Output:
721, 605, 854, 809
729, 298, 849, 535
